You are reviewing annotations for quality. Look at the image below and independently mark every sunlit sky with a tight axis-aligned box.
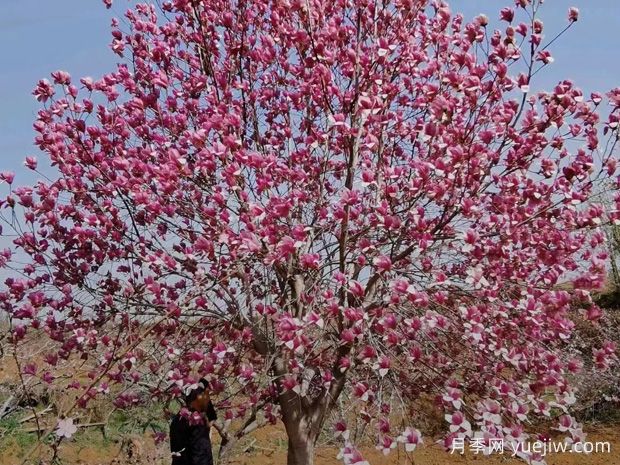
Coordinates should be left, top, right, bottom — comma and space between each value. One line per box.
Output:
0, 0, 619, 183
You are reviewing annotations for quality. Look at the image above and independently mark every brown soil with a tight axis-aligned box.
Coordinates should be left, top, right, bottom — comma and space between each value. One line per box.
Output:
2, 332, 618, 465
236, 426, 620, 465
2, 424, 618, 465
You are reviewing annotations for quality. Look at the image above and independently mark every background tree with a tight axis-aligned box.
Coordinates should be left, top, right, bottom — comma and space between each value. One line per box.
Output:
1, 1, 619, 464
598, 181, 620, 291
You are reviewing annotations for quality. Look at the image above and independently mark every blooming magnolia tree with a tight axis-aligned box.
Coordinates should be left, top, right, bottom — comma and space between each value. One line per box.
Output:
2, 0, 620, 464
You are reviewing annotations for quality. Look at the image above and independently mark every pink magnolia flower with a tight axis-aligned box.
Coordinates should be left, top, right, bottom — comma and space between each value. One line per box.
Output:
152, 432, 167, 445
475, 14, 489, 27
277, 236, 298, 258
300, 253, 320, 269
591, 91, 603, 104
334, 421, 350, 440
1, 171, 15, 184
445, 411, 472, 435
32, 79, 55, 102
373, 255, 392, 273
348, 280, 365, 298
353, 383, 371, 402
359, 345, 377, 364
536, 50, 554, 64
22, 363, 37, 376
239, 231, 262, 253
593, 342, 618, 369
585, 305, 602, 321
51, 70, 71, 85
397, 427, 422, 452
500, 7, 514, 22
442, 388, 463, 410
304, 311, 324, 329
56, 418, 78, 439
465, 266, 489, 289
479, 400, 502, 425
372, 356, 390, 377
338, 356, 351, 372
568, 7, 579, 22
188, 410, 205, 425
376, 435, 397, 455
281, 376, 299, 394
340, 330, 356, 345
510, 401, 529, 422
338, 446, 369, 465
504, 424, 526, 444
557, 414, 573, 432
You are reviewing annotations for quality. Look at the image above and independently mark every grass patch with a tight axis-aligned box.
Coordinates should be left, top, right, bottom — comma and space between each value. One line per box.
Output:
0, 401, 171, 459
0, 413, 37, 456
107, 402, 168, 437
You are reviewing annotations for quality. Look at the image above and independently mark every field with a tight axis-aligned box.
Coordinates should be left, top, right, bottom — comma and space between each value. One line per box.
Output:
1, 354, 619, 465
1, 420, 619, 465
1, 307, 619, 465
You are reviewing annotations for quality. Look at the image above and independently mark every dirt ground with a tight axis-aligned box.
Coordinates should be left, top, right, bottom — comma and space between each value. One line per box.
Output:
1, 337, 619, 465
239, 426, 620, 465
1, 423, 618, 465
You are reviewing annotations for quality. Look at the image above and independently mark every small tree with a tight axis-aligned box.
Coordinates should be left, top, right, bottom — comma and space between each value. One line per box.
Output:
598, 181, 620, 291
1, 1, 619, 464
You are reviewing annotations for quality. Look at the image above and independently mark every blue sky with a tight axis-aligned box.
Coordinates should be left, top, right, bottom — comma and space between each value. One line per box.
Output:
0, 1, 619, 182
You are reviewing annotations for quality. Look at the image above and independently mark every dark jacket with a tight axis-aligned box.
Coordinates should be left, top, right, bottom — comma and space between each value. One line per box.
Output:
170, 402, 217, 465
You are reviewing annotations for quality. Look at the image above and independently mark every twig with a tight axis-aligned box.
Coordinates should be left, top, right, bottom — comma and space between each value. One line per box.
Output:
254, 445, 276, 454
242, 438, 257, 453
19, 406, 53, 424
0, 395, 16, 419
21, 422, 105, 434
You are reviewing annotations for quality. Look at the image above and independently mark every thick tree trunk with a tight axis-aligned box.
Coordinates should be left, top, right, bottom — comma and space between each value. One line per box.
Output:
279, 393, 320, 465
286, 434, 315, 465
273, 357, 348, 465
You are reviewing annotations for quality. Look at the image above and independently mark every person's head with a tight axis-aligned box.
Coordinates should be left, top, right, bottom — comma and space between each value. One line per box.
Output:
184, 378, 211, 412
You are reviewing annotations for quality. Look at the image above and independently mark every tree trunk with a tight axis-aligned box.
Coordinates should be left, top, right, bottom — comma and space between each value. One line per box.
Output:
273, 357, 347, 465
280, 396, 320, 465
286, 434, 315, 465
610, 225, 620, 288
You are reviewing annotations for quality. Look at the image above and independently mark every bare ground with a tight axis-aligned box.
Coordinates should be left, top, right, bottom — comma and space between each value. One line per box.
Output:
1, 422, 619, 465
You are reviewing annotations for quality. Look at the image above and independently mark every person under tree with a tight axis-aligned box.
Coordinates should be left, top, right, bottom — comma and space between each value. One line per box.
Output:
170, 379, 218, 465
